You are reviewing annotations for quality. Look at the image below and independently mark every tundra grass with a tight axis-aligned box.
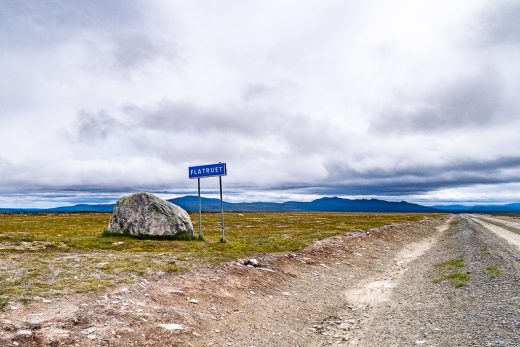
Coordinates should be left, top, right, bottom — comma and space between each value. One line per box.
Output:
0, 212, 430, 305
434, 256, 470, 287
485, 265, 500, 277
435, 256, 465, 269
450, 219, 460, 226
440, 272, 471, 288
0, 296, 7, 310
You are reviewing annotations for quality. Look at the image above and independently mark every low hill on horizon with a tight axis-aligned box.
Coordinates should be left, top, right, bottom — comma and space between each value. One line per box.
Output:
0, 196, 439, 213
4, 196, 520, 214
170, 196, 438, 213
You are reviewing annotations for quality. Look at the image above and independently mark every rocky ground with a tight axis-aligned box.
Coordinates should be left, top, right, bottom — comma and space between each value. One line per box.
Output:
1, 214, 520, 346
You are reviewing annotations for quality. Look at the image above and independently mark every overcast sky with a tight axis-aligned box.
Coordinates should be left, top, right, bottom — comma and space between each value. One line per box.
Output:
1, 0, 520, 207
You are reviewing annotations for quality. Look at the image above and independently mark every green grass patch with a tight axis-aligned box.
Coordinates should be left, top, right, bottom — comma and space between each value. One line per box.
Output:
434, 272, 470, 288
445, 272, 470, 287
435, 256, 465, 269
102, 229, 198, 241
0, 212, 433, 303
486, 265, 500, 278
480, 246, 491, 257
434, 255, 470, 288
0, 296, 8, 310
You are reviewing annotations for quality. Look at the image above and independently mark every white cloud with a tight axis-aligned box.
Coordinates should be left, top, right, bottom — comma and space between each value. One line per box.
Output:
1, 0, 520, 207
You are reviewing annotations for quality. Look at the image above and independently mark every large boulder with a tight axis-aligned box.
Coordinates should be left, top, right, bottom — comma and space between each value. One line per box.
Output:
107, 192, 194, 238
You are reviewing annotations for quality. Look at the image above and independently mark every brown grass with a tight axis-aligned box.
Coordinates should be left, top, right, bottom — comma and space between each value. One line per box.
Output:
0, 212, 428, 305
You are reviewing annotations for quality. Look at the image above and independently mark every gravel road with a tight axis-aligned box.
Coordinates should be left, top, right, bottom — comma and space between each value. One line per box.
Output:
319, 215, 520, 347
192, 214, 520, 347
3, 215, 520, 347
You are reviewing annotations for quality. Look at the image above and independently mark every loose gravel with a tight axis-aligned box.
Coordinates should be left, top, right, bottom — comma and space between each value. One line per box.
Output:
319, 215, 520, 346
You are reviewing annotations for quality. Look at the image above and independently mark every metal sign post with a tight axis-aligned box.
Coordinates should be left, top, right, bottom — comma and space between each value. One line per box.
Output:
188, 162, 227, 242
219, 175, 225, 243
197, 177, 202, 240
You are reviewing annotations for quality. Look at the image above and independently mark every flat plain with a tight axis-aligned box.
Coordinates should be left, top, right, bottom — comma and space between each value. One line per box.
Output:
0, 212, 425, 306
3, 213, 520, 346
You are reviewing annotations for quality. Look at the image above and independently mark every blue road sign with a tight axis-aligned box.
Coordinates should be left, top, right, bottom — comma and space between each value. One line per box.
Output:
189, 163, 227, 179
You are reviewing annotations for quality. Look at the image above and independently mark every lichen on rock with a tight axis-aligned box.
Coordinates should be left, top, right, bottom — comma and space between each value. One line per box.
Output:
107, 192, 194, 238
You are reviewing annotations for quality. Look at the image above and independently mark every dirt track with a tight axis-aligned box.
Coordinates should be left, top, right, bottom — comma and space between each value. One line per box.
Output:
2, 214, 520, 346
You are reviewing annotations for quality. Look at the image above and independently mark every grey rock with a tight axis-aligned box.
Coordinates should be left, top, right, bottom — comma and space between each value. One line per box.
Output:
107, 192, 194, 238
16, 329, 32, 337
159, 323, 184, 331
245, 259, 259, 267
27, 321, 41, 330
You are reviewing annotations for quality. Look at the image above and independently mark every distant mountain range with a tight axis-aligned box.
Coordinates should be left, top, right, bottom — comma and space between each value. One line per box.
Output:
169, 196, 438, 213
0, 196, 437, 213
1, 196, 519, 214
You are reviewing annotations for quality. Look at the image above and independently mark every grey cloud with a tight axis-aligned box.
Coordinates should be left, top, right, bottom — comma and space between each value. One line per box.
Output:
326, 156, 520, 182
315, 156, 520, 196
300, 174, 519, 196
71, 91, 520, 198
0, 1, 141, 47
123, 100, 323, 139
273, 171, 520, 197
373, 72, 505, 133
242, 84, 277, 101
123, 101, 261, 134
68, 102, 274, 162
480, 1, 520, 46
111, 32, 175, 69
62, 99, 342, 194
0, 156, 174, 193
131, 100, 339, 153
0, 1, 174, 72
73, 99, 340, 160
74, 110, 122, 143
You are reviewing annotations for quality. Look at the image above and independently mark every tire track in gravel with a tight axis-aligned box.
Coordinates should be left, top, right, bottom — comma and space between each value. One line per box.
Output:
469, 216, 520, 250
470, 215, 520, 250
335, 215, 520, 347
181, 217, 450, 347
330, 218, 452, 346
473, 215, 520, 232
345, 218, 451, 307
